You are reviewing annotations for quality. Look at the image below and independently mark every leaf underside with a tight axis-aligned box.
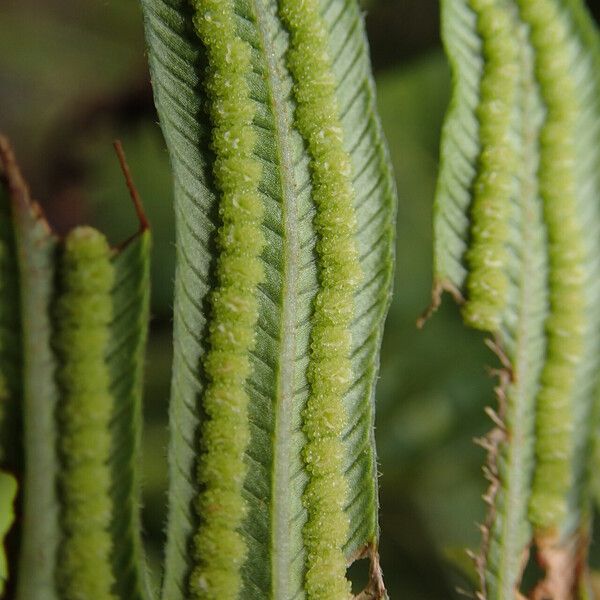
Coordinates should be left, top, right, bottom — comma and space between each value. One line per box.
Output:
433, 1, 600, 598
0, 137, 152, 600
140, 0, 396, 597
107, 229, 152, 600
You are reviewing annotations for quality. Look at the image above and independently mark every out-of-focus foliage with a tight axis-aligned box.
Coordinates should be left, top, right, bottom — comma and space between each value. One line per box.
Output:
375, 54, 492, 597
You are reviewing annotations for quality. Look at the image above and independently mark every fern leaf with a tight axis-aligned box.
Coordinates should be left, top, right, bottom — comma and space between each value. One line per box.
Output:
54, 161, 153, 600
108, 225, 153, 600
435, 3, 547, 596
140, 0, 395, 597
1, 136, 62, 600
0, 136, 152, 600
433, 0, 600, 597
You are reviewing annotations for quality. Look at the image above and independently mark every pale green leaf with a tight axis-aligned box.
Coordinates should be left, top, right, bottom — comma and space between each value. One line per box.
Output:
140, 0, 395, 597
0, 137, 60, 600
0, 135, 153, 600
1, 136, 61, 600
433, 0, 600, 597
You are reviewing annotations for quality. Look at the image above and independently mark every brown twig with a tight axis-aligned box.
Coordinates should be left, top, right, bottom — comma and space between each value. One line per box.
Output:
113, 140, 149, 232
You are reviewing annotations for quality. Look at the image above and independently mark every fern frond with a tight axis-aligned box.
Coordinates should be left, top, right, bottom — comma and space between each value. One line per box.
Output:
0, 135, 152, 600
433, 0, 600, 597
1, 136, 62, 600
141, 0, 395, 597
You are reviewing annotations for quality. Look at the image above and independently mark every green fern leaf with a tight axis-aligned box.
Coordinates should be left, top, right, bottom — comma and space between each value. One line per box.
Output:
107, 226, 153, 600
0, 136, 152, 600
433, 0, 600, 597
140, 0, 395, 597
1, 136, 62, 600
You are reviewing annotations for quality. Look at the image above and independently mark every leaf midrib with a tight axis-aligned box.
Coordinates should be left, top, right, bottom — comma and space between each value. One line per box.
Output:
250, 1, 303, 597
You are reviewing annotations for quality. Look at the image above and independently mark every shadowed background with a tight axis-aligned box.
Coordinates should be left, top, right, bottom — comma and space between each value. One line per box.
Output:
2, 1, 599, 597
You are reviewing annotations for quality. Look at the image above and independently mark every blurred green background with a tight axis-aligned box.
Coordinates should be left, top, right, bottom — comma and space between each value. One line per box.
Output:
2, 1, 598, 597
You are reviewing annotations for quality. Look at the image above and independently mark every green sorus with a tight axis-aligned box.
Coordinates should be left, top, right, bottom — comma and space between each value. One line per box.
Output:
54, 226, 116, 600
462, 0, 521, 332
280, 0, 363, 597
518, 0, 587, 534
188, 1, 264, 598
